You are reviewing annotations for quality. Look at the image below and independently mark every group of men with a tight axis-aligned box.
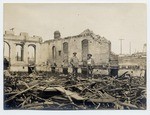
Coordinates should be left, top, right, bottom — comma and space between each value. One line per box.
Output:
70, 52, 95, 79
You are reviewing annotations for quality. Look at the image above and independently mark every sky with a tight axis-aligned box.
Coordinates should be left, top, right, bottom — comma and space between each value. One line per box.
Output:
3, 3, 147, 54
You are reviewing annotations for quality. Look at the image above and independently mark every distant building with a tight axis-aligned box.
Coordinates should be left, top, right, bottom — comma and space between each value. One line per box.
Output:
118, 50, 146, 76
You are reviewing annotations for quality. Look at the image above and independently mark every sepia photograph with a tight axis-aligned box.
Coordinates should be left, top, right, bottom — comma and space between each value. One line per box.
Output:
3, 3, 147, 110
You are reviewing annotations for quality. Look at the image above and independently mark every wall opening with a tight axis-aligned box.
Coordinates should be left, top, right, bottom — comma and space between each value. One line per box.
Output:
16, 44, 24, 61
28, 66, 35, 74
58, 50, 61, 56
110, 68, 118, 77
62, 42, 69, 74
52, 46, 56, 61
82, 39, 89, 65
28, 45, 36, 65
63, 42, 68, 60
4, 42, 10, 70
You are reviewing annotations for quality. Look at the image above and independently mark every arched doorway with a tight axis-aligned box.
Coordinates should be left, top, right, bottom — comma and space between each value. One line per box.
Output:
16, 44, 24, 61
28, 44, 36, 73
52, 46, 56, 61
4, 41, 10, 70
28, 45, 36, 64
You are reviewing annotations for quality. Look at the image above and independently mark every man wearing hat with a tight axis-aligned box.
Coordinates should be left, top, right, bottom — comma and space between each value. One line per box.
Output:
70, 52, 79, 78
87, 53, 95, 78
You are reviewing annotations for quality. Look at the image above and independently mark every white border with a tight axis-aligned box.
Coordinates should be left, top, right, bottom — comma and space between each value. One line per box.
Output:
0, 0, 149, 115
1, 0, 148, 3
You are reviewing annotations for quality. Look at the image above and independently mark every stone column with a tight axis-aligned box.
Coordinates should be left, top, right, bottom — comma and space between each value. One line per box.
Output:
23, 43, 28, 64
9, 41, 16, 65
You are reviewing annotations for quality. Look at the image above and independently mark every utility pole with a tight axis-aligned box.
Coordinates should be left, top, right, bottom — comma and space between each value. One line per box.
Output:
119, 39, 124, 55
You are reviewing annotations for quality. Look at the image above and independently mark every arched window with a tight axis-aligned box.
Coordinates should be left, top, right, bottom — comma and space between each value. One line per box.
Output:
16, 44, 24, 61
52, 46, 56, 60
28, 45, 36, 65
4, 42, 10, 61
4, 42, 10, 69
82, 39, 88, 62
63, 42, 68, 55
63, 42, 69, 63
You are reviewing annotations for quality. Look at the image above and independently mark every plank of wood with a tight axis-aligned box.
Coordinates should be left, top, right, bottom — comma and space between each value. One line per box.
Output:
54, 87, 85, 100
5, 84, 38, 103
117, 101, 138, 109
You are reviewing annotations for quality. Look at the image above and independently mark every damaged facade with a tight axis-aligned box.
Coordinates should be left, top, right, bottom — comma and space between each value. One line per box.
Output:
4, 29, 118, 75
4, 30, 42, 72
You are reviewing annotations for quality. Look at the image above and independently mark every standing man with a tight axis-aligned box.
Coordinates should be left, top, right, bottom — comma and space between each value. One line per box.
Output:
62, 58, 69, 74
87, 54, 95, 79
70, 52, 79, 78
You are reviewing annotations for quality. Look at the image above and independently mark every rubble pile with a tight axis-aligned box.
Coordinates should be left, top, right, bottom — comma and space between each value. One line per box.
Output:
4, 71, 146, 110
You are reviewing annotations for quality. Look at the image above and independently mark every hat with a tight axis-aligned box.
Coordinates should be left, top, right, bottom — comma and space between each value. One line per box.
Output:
87, 54, 92, 56
73, 52, 77, 54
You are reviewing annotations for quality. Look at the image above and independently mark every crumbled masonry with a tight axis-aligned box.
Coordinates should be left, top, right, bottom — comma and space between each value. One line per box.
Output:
4, 71, 146, 110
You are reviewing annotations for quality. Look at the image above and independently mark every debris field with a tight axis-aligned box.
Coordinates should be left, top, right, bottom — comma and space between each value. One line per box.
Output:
4, 71, 146, 110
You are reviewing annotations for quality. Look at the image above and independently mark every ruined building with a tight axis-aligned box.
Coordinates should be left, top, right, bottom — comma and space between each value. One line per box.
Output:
4, 29, 118, 75
4, 30, 42, 72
